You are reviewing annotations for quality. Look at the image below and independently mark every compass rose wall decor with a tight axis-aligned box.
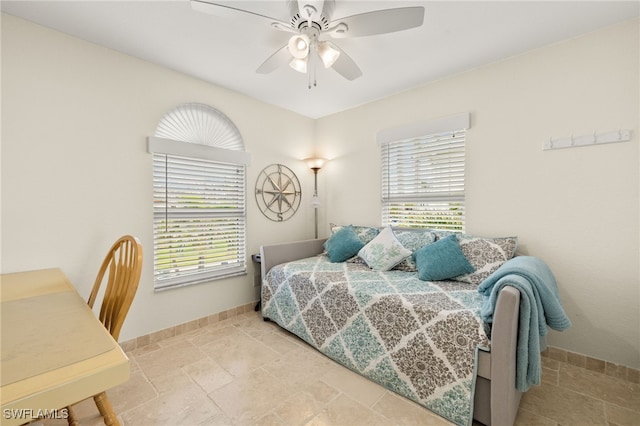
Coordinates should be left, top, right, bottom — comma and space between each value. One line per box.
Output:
255, 164, 302, 222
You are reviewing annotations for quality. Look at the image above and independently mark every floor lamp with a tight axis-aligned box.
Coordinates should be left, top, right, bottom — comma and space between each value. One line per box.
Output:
305, 158, 327, 238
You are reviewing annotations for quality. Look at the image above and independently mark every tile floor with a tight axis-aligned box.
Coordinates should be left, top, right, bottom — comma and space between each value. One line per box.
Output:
43, 311, 639, 426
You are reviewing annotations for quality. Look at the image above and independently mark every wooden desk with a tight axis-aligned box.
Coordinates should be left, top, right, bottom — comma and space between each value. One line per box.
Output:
1, 269, 129, 425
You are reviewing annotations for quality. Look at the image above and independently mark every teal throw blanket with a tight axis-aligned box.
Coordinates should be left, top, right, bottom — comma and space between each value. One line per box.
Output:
477, 256, 570, 392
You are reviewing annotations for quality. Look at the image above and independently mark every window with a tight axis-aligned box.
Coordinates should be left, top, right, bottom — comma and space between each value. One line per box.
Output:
378, 113, 469, 231
149, 104, 250, 290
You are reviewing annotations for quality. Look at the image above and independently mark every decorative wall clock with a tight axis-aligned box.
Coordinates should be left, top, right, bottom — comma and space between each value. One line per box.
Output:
255, 164, 302, 222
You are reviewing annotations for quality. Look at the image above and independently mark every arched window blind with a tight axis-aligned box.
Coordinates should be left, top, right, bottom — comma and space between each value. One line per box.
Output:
378, 113, 469, 231
148, 103, 250, 290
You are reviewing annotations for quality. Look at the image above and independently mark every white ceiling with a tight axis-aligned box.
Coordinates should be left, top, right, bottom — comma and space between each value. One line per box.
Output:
2, 0, 638, 118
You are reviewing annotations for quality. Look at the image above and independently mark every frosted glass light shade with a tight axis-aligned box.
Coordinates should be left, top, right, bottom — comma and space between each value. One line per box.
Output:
317, 42, 340, 68
305, 157, 327, 170
288, 34, 310, 59
289, 57, 308, 73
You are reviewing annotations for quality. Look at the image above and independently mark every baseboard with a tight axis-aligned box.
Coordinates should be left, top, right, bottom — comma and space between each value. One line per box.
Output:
119, 300, 258, 352
542, 346, 639, 384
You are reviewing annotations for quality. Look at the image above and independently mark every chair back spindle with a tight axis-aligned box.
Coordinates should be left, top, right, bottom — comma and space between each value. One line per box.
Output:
87, 235, 143, 341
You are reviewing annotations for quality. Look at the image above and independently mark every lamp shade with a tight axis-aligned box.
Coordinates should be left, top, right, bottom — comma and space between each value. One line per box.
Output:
288, 34, 310, 59
304, 157, 327, 170
317, 42, 340, 68
289, 57, 308, 73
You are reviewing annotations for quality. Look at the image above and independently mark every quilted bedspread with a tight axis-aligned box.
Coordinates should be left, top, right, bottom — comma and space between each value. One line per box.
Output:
262, 255, 491, 426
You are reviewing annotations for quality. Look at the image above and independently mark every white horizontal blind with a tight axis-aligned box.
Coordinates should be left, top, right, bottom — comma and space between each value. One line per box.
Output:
381, 130, 466, 231
153, 153, 246, 290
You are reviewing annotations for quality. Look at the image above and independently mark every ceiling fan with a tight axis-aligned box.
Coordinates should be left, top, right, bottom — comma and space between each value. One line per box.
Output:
191, 0, 425, 87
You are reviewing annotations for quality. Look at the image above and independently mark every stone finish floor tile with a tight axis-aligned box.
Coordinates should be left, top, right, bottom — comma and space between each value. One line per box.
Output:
558, 363, 640, 412
39, 311, 640, 426
519, 382, 607, 425
199, 332, 281, 377
120, 382, 227, 426
272, 380, 341, 425
207, 368, 295, 423
320, 362, 388, 408
372, 392, 452, 425
305, 394, 391, 426
182, 357, 235, 394
107, 370, 158, 413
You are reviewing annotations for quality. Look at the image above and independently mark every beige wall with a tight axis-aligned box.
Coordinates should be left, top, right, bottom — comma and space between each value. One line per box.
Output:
316, 19, 640, 369
2, 13, 639, 369
1, 14, 317, 342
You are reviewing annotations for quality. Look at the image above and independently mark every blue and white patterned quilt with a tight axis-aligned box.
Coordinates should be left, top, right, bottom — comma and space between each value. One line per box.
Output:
262, 255, 491, 426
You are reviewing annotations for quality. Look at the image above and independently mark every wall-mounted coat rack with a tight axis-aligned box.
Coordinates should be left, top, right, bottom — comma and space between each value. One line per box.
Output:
543, 129, 631, 151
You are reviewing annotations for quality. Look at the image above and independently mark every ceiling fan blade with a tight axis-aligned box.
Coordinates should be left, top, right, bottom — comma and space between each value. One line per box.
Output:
330, 46, 362, 81
328, 7, 425, 38
256, 45, 291, 74
191, 0, 294, 33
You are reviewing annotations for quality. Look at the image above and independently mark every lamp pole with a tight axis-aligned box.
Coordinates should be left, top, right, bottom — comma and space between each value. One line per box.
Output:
312, 167, 320, 238
305, 157, 327, 239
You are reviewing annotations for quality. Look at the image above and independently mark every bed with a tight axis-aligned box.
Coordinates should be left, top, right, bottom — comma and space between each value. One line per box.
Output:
259, 228, 567, 426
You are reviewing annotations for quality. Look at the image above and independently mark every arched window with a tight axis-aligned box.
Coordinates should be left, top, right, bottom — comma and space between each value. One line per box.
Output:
148, 103, 250, 290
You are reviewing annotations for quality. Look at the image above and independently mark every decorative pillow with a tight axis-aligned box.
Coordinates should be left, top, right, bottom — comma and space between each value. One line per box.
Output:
358, 227, 412, 271
329, 223, 380, 245
453, 235, 518, 285
329, 223, 380, 264
392, 229, 437, 271
324, 225, 365, 263
432, 230, 455, 240
414, 234, 475, 281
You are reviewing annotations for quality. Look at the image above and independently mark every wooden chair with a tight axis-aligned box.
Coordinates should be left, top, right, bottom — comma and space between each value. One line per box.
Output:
67, 235, 143, 426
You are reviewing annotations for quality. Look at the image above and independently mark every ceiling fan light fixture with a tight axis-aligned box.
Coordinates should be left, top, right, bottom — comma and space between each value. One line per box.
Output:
193, 0, 427, 85
289, 57, 308, 73
317, 41, 340, 68
288, 34, 310, 59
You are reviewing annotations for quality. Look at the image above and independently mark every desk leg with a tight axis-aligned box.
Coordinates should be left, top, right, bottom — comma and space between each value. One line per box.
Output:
94, 392, 120, 426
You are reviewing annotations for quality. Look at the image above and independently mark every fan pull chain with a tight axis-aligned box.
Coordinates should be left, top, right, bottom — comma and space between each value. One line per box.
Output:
313, 63, 317, 89
308, 49, 317, 90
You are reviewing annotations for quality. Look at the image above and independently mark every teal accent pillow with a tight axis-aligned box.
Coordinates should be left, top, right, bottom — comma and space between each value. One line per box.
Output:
324, 225, 365, 263
414, 234, 475, 281
329, 223, 380, 244
392, 229, 437, 271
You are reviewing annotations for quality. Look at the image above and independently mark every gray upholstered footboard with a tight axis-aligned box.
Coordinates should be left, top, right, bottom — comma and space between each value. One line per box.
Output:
259, 239, 522, 426
474, 286, 522, 425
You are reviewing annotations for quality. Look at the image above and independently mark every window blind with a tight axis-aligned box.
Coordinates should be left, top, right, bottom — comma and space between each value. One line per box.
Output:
152, 153, 247, 290
381, 130, 466, 231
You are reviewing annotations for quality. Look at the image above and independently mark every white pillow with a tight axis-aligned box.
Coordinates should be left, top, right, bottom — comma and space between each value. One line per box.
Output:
358, 226, 412, 271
